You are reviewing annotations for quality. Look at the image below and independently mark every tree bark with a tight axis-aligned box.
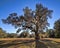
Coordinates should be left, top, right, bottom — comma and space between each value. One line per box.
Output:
35, 31, 40, 48
35, 23, 40, 48
35, 31, 40, 41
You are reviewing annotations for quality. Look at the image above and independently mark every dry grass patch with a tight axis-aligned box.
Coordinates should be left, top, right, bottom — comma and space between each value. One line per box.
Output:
0, 38, 60, 48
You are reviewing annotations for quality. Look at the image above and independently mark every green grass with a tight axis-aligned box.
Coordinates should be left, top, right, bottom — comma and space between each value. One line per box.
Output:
0, 38, 60, 48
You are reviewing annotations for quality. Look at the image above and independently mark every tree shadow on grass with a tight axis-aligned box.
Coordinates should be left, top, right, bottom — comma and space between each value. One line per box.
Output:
1, 39, 60, 48
0, 40, 48, 48
35, 40, 48, 48
41, 39, 60, 48
0, 41, 5, 44
0, 40, 35, 48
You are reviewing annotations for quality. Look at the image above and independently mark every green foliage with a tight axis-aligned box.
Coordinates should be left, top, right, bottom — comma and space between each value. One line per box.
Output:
0, 28, 7, 38
18, 31, 29, 38
7, 33, 17, 38
54, 19, 60, 38
29, 33, 35, 38
46, 29, 55, 38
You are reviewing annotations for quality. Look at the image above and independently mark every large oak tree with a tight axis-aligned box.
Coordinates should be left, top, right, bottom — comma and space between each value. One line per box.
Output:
2, 4, 53, 48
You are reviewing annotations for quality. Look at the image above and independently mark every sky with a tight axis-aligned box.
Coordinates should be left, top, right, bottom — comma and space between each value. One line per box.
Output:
0, 0, 60, 33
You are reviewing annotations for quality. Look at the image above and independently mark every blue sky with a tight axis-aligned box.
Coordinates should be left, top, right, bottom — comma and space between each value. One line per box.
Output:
0, 0, 60, 33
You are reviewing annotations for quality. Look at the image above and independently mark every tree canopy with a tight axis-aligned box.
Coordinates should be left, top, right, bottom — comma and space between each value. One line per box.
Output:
46, 29, 55, 38
54, 19, 60, 38
2, 3, 53, 40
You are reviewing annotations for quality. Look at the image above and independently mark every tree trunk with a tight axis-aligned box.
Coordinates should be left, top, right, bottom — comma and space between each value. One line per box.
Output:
34, 22, 40, 48
35, 31, 40, 48
35, 31, 40, 40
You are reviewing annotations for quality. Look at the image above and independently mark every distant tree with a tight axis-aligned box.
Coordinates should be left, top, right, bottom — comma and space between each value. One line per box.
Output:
0, 28, 7, 38
29, 33, 35, 38
7, 33, 17, 38
2, 4, 53, 48
54, 19, 60, 38
18, 31, 29, 38
46, 29, 55, 38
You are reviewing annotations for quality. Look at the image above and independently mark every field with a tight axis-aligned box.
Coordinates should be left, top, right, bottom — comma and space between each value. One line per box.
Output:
0, 38, 60, 48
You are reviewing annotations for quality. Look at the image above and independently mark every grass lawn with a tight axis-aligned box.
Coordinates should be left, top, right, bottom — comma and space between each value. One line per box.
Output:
0, 38, 60, 48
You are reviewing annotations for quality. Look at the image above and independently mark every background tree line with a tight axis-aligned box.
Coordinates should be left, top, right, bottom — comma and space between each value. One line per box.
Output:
0, 27, 34, 38
46, 19, 60, 38
0, 28, 17, 38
